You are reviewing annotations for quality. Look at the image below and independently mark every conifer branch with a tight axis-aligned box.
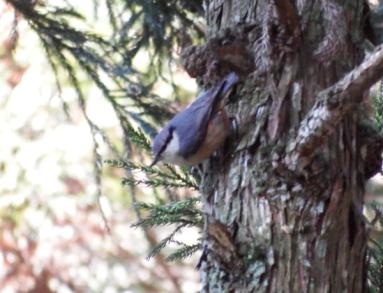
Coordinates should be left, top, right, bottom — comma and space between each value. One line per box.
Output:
132, 198, 203, 261
166, 243, 201, 262
133, 198, 203, 228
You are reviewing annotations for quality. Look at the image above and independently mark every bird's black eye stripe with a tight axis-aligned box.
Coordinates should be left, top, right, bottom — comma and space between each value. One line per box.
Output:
158, 127, 174, 157
149, 127, 174, 167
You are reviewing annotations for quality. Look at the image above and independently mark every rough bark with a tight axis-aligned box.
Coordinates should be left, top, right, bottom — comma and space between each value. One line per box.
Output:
193, 0, 383, 292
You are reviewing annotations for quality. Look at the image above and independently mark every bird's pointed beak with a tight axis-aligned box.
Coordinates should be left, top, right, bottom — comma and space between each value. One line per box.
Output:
149, 154, 160, 167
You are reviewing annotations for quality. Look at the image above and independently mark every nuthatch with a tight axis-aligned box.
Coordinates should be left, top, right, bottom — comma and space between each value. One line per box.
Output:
150, 72, 238, 166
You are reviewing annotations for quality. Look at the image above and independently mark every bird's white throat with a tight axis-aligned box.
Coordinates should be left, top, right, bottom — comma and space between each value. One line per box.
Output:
162, 132, 188, 165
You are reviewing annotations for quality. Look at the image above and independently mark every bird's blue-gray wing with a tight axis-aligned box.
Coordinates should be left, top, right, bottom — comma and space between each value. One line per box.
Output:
169, 72, 239, 157
152, 72, 239, 160
169, 88, 216, 157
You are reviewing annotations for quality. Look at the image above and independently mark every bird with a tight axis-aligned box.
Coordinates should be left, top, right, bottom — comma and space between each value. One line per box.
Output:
150, 72, 238, 166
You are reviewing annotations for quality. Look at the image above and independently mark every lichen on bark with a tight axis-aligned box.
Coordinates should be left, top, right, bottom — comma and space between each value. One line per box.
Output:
193, 0, 383, 292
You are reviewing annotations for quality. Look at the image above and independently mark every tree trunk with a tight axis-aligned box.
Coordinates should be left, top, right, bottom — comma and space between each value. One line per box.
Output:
198, 1, 373, 292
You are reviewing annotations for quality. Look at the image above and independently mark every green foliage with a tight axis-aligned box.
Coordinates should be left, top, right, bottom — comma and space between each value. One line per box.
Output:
369, 2, 383, 46
166, 243, 201, 262
106, 159, 198, 189
146, 227, 201, 262
6, 0, 205, 267
133, 197, 203, 260
369, 200, 383, 221
7, 0, 203, 139
121, 119, 153, 151
368, 239, 383, 293
373, 82, 383, 129
366, 201, 383, 292
117, 0, 204, 56
133, 197, 203, 227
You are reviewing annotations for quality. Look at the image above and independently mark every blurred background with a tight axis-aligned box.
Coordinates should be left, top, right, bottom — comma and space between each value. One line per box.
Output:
0, 0, 202, 292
